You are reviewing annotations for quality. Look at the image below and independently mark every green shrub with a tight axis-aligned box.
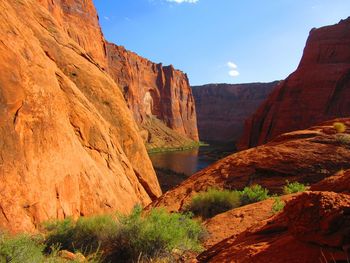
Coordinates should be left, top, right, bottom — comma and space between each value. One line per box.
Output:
113, 205, 204, 261
44, 214, 118, 254
44, 206, 204, 262
239, 185, 270, 205
187, 188, 241, 218
333, 122, 346, 133
335, 134, 350, 145
0, 234, 45, 263
271, 197, 285, 214
283, 181, 306, 195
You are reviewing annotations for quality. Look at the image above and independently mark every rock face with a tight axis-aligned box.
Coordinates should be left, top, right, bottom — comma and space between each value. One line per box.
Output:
239, 18, 350, 149
0, 0, 162, 233
150, 119, 350, 212
192, 82, 277, 142
37, 0, 107, 68
198, 191, 350, 262
106, 44, 199, 148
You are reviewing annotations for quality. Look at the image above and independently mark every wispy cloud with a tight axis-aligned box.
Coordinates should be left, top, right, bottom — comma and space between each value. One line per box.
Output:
166, 0, 199, 4
227, 61, 240, 77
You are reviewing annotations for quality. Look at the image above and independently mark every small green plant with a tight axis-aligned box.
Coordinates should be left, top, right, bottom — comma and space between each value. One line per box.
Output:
239, 185, 270, 205
186, 188, 241, 218
271, 197, 285, 214
283, 181, 306, 194
0, 234, 45, 263
335, 134, 350, 145
333, 122, 346, 133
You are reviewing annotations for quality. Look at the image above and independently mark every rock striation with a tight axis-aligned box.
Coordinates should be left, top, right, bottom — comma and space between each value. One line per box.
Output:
0, 0, 162, 232
239, 18, 350, 149
192, 82, 277, 143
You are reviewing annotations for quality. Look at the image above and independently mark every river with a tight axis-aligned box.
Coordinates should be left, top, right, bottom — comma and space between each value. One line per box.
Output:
149, 145, 235, 191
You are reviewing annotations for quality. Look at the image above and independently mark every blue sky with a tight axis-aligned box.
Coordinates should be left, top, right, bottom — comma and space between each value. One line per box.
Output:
93, 0, 350, 85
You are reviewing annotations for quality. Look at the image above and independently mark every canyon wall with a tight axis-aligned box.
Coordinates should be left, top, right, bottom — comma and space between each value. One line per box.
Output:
106, 44, 199, 149
192, 82, 277, 143
39, 0, 199, 149
0, 0, 161, 232
239, 18, 350, 149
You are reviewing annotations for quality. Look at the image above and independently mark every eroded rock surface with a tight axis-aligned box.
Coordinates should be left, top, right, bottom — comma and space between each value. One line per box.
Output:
198, 192, 350, 262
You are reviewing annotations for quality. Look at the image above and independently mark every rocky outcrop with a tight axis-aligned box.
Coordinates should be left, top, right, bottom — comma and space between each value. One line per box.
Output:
106, 44, 199, 148
239, 18, 350, 149
192, 82, 277, 142
0, 0, 161, 233
150, 119, 350, 212
198, 191, 350, 262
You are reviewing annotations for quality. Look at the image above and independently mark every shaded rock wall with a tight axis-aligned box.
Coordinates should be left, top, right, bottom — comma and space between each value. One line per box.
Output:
239, 18, 350, 149
192, 82, 277, 142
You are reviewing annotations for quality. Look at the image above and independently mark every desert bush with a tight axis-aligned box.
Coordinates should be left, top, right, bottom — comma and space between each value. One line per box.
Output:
186, 188, 241, 218
44, 205, 204, 262
271, 197, 285, 214
0, 234, 44, 263
113, 205, 204, 261
333, 122, 346, 133
335, 134, 350, 145
283, 181, 306, 194
239, 185, 270, 205
44, 214, 118, 254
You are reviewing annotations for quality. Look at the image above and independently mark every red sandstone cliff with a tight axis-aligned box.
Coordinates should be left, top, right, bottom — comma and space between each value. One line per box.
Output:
192, 82, 277, 143
39, 0, 199, 150
0, 0, 162, 232
106, 44, 199, 148
239, 18, 350, 149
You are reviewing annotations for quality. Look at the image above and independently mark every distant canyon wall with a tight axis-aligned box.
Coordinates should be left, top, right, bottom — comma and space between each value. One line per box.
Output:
239, 17, 350, 149
192, 82, 278, 143
106, 44, 199, 144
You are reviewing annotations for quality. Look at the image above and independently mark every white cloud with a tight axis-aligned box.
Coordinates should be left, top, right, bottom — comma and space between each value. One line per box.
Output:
227, 61, 240, 77
166, 0, 199, 3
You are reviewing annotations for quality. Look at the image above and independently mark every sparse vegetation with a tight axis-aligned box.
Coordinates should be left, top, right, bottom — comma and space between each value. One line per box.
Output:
186, 188, 241, 218
271, 197, 285, 214
147, 141, 208, 154
187, 185, 270, 218
283, 181, 306, 194
239, 185, 270, 205
335, 134, 350, 145
333, 122, 347, 133
44, 205, 204, 262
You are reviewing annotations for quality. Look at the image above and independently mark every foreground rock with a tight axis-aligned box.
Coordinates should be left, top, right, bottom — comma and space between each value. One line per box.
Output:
202, 195, 293, 249
198, 191, 350, 262
239, 18, 350, 149
0, 0, 161, 232
150, 119, 350, 212
192, 82, 277, 143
